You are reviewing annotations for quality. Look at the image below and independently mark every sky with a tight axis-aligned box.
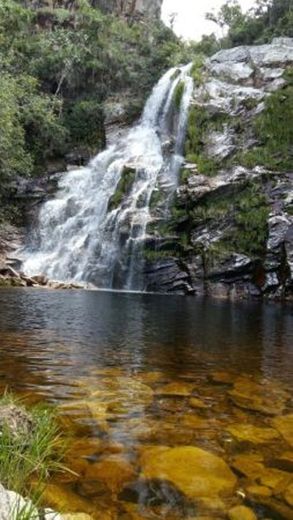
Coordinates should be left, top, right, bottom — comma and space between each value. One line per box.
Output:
161, 0, 257, 41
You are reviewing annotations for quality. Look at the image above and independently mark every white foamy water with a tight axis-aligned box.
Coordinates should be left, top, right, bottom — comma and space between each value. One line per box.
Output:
22, 64, 193, 289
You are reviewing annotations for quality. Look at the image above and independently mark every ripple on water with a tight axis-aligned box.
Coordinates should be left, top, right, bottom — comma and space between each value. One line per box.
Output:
0, 289, 292, 519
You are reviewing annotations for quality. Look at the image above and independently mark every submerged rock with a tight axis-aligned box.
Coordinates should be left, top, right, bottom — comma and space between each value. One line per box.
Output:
284, 481, 293, 507
139, 446, 237, 500
156, 381, 196, 396
231, 453, 265, 479
228, 376, 289, 415
228, 505, 257, 520
226, 424, 280, 444
259, 467, 292, 491
85, 455, 136, 493
271, 414, 293, 448
189, 397, 210, 409
39, 484, 97, 516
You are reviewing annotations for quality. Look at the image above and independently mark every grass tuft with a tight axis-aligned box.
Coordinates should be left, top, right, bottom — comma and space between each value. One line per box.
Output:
0, 392, 66, 518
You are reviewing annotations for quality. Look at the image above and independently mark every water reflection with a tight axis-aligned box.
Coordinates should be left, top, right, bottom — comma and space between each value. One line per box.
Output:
0, 289, 292, 519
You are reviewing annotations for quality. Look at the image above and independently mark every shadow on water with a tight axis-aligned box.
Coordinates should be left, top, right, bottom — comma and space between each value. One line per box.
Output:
0, 288, 292, 519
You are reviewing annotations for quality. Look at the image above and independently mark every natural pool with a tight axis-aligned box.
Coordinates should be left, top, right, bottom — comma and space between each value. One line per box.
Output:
0, 288, 292, 519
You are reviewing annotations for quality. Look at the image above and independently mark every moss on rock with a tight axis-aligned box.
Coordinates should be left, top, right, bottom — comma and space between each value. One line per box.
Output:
108, 166, 136, 211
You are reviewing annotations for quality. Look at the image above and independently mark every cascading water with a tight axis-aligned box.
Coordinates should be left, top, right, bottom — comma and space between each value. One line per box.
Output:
22, 64, 193, 290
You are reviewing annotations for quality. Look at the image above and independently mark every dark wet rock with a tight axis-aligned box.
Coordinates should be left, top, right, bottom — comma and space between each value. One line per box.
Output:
269, 451, 293, 473
148, 169, 293, 298
119, 478, 193, 514
144, 258, 195, 294
30, 274, 49, 285
253, 495, 293, 520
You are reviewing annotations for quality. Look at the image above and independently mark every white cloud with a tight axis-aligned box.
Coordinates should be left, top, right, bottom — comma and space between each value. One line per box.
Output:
161, 0, 257, 40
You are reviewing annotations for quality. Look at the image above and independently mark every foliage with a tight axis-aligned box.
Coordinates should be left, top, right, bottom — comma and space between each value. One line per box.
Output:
64, 100, 105, 152
108, 166, 136, 211
0, 72, 67, 182
0, 392, 64, 506
205, 0, 292, 48
184, 106, 224, 176
143, 248, 179, 261
191, 183, 269, 258
0, 74, 33, 180
230, 186, 269, 255
0, 0, 185, 188
150, 188, 165, 209
190, 55, 205, 86
173, 81, 185, 109
239, 72, 293, 171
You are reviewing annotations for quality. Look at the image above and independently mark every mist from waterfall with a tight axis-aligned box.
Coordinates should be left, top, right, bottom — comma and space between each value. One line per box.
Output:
22, 64, 193, 290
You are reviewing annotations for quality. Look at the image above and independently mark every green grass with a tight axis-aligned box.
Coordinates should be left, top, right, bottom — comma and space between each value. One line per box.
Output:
190, 55, 204, 86
0, 392, 66, 518
195, 183, 269, 258
173, 80, 185, 110
143, 248, 179, 261
239, 70, 293, 172
184, 106, 228, 176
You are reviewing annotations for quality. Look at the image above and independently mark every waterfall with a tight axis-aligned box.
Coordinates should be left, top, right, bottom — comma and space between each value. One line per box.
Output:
22, 64, 193, 290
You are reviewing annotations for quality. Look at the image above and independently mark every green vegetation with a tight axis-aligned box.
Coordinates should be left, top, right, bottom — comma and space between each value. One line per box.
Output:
184, 106, 227, 176
239, 70, 293, 171
173, 81, 185, 109
230, 187, 269, 256
149, 188, 165, 209
143, 248, 179, 261
205, 0, 292, 49
0, 0, 185, 186
0, 392, 64, 516
191, 183, 269, 258
108, 166, 136, 211
190, 55, 205, 86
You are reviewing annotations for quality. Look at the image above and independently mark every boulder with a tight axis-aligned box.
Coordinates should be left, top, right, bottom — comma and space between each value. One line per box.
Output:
226, 423, 280, 444
0, 485, 38, 520
0, 403, 33, 438
156, 381, 196, 396
85, 455, 136, 493
228, 376, 289, 415
139, 446, 237, 500
271, 414, 293, 448
228, 505, 257, 520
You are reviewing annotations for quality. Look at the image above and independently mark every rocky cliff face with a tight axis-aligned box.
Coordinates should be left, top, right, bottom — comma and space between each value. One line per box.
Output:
1, 37, 292, 300
144, 38, 293, 300
22, 0, 162, 18
96, 0, 162, 18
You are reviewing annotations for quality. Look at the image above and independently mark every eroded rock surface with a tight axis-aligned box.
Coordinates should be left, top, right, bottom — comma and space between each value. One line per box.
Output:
144, 37, 293, 299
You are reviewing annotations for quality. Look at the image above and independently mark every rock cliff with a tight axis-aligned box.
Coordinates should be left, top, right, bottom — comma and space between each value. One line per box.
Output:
1, 37, 292, 300
144, 38, 293, 300
21, 0, 162, 18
